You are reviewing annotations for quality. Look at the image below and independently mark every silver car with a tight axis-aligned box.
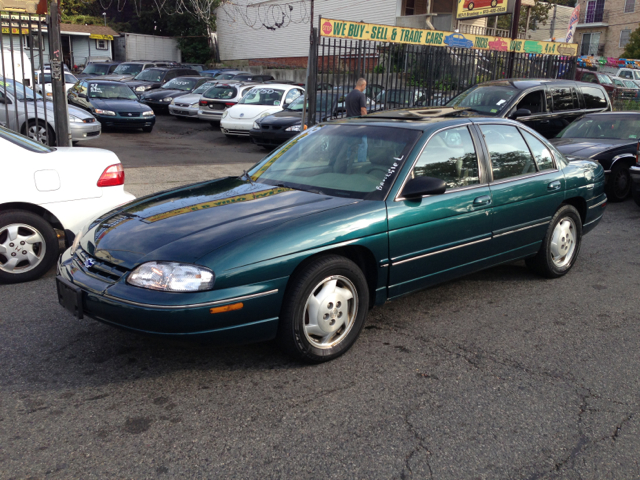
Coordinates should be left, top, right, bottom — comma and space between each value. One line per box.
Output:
197, 82, 258, 124
0, 78, 100, 145
168, 80, 217, 118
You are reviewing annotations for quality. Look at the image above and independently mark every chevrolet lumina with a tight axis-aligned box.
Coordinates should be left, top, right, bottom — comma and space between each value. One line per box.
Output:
57, 116, 607, 363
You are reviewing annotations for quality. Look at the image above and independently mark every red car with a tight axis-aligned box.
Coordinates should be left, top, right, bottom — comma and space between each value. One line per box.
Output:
463, 0, 502, 9
488, 38, 508, 51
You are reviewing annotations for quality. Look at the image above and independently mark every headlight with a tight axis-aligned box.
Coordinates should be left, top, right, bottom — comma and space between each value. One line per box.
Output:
258, 111, 272, 119
253, 121, 260, 129
190, 102, 198, 107
68, 115, 80, 123
285, 124, 302, 132
142, 110, 155, 116
127, 261, 215, 292
163, 97, 172, 102
135, 85, 147, 92
222, 110, 229, 119
95, 109, 116, 116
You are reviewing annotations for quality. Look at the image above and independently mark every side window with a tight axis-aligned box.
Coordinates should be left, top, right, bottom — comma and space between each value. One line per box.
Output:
522, 131, 554, 171
109, 64, 118, 73
285, 88, 302, 104
551, 87, 577, 111
620, 70, 632, 79
517, 90, 544, 114
581, 86, 608, 109
481, 125, 537, 181
164, 71, 176, 82
79, 82, 88, 96
413, 126, 480, 189
582, 73, 597, 83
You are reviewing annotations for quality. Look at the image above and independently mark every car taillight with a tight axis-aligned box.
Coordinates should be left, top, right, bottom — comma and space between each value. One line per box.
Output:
199, 100, 207, 106
97, 164, 125, 187
225, 102, 236, 107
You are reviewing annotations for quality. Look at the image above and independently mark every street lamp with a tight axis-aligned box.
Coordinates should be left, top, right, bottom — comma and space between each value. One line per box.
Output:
102, 12, 106, 26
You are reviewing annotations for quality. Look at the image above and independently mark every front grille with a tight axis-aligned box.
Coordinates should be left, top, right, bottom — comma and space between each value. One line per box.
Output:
261, 125, 282, 131
75, 248, 129, 283
118, 112, 141, 117
175, 103, 190, 108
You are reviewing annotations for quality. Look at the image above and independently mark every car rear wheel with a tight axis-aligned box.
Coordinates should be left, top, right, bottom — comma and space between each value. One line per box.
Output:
606, 163, 631, 202
0, 210, 58, 284
24, 120, 56, 146
277, 255, 369, 363
525, 204, 582, 278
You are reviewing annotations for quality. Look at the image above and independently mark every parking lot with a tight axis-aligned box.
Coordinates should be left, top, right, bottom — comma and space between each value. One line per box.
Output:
2, 111, 640, 479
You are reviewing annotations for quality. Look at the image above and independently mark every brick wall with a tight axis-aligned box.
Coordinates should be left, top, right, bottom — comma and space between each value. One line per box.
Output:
576, 0, 640, 58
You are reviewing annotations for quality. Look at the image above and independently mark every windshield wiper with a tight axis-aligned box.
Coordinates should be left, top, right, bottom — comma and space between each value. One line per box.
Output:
240, 170, 255, 185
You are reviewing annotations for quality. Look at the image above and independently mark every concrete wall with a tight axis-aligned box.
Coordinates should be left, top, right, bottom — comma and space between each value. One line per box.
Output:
114, 33, 181, 62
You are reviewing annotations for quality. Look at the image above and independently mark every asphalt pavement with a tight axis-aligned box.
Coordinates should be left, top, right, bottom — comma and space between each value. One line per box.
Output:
2, 116, 640, 479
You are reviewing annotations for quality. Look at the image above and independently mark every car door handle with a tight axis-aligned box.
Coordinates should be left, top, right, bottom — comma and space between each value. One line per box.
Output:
547, 181, 561, 191
473, 195, 492, 206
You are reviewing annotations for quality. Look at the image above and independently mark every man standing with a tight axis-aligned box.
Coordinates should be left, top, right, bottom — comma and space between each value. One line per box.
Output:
345, 78, 368, 117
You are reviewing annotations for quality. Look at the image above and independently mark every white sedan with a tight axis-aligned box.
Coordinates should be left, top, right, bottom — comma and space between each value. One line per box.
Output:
0, 126, 135, 283
220, 84, 304, 137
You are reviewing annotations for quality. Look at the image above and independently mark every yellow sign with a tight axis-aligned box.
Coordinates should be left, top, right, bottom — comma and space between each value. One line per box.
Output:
320, 18, 578, 56
457, 0, 509, 20
1, 26, 28, 34
144, 187, 292, 223
89, 33, 113, 40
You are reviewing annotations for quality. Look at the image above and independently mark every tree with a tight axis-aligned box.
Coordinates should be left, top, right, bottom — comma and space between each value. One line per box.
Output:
623, 26, 640, 59
496, 0, 566, 35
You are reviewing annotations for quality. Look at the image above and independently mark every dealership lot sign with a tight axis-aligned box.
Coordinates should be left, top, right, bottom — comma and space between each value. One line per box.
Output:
320, 18, 578, 56
456, 0, 509, 20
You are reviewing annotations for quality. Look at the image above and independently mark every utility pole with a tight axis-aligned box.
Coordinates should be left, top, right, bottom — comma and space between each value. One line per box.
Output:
48, 0, 70, 146
507, 0, 522, 78
301, 0, 315, 128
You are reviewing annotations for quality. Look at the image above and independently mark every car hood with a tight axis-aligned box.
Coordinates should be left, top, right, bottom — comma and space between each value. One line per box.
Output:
126, 80, 162, 90
228, 104, 282, 120
83, 178, 358, 269
549, 138, 633, 158
172, 93, 201, 105
100, 74, 137, 82
90, 98, 150, 112
260, 109, 302, 125
141, 89, 189, 101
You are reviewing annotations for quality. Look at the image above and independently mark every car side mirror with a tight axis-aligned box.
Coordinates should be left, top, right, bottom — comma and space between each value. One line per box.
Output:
511, 108, 532, 119
401, 176, 447, 199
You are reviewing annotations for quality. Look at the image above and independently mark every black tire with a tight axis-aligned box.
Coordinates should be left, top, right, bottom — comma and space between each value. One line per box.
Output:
23, 119, 56, 146
142, 126, 153, 133
525, 204, 582, 279
0, 210, 59, 284
606, 163, 631, 202
277, 255, 369, 363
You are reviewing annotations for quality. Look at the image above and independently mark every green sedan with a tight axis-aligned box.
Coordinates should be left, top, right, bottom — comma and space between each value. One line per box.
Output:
57, 116, 607, 363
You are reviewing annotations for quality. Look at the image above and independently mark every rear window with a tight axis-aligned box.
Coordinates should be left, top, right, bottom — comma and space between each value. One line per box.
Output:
597, 74, 612, 84
580, 86, 608, 109
202, 86, 237, 99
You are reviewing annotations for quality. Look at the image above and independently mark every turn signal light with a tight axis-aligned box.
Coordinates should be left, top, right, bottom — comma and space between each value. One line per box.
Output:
199, 100, 207, 106
97, 164, 125, 187
224, 102, 236, 107
210, 303, 243, 314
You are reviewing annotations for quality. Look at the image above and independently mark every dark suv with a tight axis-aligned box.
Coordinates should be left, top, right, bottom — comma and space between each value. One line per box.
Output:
76, 62, 120, 79
444, 79, 612, 138
125, 67, 200, 95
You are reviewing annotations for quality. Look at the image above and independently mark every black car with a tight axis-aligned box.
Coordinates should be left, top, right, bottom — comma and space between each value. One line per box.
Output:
444, 79, 612, 139
68, 80, 156, 132
125, 67, 200, 95
140, 76, 210, 112
76, 62, 120, 79
181, 63, 205, 72
630, 164, 640, 207
231, 74, 275, 83
250, 92, 338, 149
100, 61, 157, 82
550, 112, 640, 202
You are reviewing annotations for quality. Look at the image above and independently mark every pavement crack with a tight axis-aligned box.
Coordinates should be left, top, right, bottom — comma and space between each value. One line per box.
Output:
400, 411, 433, 479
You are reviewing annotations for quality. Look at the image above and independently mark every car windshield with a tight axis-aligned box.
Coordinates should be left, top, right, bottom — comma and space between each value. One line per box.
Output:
162, 78, 198, 91
113, 63, 143, 75
134, 69, 165, 82
557, 115, 640, 140
446, 85, 517, 114
0, 124, 52, 152
0, 78, 42, 101
239, 87, 285, 106
82, 64, 110, 75
88, 82, 137, 100
623, 79, 638, 88
597, 73, 612, 84
202, 86, 237, 99
249, 124, 422, 200
287, 93, 335, 114
192, 82, 216, 94
213, 73, 236, 80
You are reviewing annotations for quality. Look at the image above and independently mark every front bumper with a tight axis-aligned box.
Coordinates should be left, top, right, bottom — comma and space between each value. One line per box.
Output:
169, 104, 199, 117
220, 118, 254, 136
56, 248, 286, 343
96, 114, 155, 129
140, 99, 172, 111
249, 128, 296, 147
69, 121, 101, 142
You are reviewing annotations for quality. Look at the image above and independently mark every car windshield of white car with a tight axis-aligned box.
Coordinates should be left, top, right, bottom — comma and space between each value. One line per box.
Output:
597, 74, 612, 84
239, 88, 285, 106
134, 69, 165, 82
113, 64, 143, 75
557, 114, 640, 140
0, 79, 41, 101
446, 85, 517, 114
202, 86, 237, 100
193, 82, 215, 94
82, 64, 110, 75
88, 83, 137, 100
163, 78, 197, 91
249, 124, 422, 201
0, 125, 53, 153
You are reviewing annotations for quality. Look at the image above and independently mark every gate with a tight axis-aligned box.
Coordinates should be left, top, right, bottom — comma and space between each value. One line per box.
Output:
310, 18, 577, 124
0, 11, 54, 143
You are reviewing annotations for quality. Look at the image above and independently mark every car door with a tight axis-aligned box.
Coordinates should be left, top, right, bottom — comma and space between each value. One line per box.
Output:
387, 124, 493, 298
479, 123, 565, 257
548, 86, 583, 137
511, 88, 554, 138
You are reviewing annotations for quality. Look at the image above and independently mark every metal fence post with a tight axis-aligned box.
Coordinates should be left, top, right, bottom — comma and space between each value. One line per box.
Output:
47, 0, 70, 147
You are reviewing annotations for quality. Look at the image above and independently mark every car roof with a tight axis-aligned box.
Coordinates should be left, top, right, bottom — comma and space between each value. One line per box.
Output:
475, 78, 578, 89
171, 75, 204, 80
246, 83, 301, 89
83, 79, 132, 85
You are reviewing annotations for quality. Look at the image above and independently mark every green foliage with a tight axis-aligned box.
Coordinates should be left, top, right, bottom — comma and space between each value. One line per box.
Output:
373, 64, 385, 74
622, 26, 640, 59
496, 0, 561, 34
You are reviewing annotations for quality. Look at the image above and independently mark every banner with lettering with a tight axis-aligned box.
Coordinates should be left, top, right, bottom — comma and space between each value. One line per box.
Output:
320, 18, 578, 57
456, 0, 509, 20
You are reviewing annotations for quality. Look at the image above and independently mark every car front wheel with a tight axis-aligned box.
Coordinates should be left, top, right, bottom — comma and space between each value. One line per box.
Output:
525, 204, 582, 278
24, 120, 56, 146
0, 210, 59, 284
277, 255, 369, 363
606, 163, 631, 202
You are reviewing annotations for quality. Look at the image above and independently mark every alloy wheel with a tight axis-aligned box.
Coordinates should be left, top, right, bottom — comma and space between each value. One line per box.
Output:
0, 223, 47, 274
549, 217, 576, 268
27, 124, 49, 144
